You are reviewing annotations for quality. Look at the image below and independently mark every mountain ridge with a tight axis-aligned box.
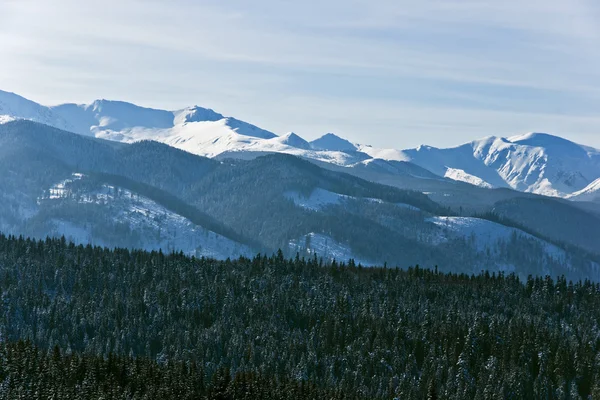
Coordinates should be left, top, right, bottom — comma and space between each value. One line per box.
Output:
1, 89, 599, 200
1, 119, 599, 281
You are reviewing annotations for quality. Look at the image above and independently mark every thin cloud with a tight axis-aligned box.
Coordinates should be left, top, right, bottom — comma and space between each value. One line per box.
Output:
0, 0, 599, 148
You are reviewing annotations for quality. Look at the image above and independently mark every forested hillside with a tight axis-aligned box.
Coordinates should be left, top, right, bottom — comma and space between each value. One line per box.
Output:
2, 120, 600, 281
1, 234, 599, 399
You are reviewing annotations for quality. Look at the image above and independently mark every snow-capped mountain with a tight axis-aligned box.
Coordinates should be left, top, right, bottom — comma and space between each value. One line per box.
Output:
370, 134, 600, 197
2, 89, 599, 199
0, 90, 73, 131
310, 133, 357, 152
566, 178, 600, 202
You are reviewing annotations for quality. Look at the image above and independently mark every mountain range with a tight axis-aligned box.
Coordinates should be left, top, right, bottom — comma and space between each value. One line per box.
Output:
1, 89, 600, 281
2, 89, 599, 202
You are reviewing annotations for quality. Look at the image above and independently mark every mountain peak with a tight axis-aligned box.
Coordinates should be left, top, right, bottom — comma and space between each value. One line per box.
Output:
0, 89, 46, 114
273, 132, 311, 149
0, 90, 74, 132
507, 132, 583, 147
174, 106, 224, 125
282, 131, 301, 140
0, 89, 25, 101
508, 132, 570, 145
310, 133, 357, 152
507, 131, 588, 158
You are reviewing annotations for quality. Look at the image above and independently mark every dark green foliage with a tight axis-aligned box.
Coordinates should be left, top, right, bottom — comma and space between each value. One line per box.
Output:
493, 197, 600, 255
0, 234, 599, 399
475, 210, 600, 264
0, 340, 356, 399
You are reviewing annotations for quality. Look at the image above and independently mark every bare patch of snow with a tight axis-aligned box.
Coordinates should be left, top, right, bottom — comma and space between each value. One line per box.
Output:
284, 188, 344, 211
0, 115, 15, 124
427, 216, 566, 261
285, 188, 416, 212
41, 175, 254, 259
444, 168, 494, 189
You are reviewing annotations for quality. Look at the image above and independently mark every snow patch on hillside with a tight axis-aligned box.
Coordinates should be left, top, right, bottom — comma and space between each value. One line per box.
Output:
42, 174, 253, 258
0, 115, 15, 124
356, 145, 411, 162
427, 216, 566, 260
444, 168, 494, 188
46, 173, 84, 199
285, 188, 416, 212
285, 188, 344, 211
395, 203, 421, 211
566, 178, 600, 202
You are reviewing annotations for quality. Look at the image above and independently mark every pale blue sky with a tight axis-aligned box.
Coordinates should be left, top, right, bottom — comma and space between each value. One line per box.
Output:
1, 0, 600, 148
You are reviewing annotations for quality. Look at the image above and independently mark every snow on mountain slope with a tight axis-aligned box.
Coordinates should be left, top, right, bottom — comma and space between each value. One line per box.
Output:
508, 132, 592, 158
51, 99, 288, 158
373, 134, 600, 197
2, 89, 599, 198
0, 90, 73, 132
51, 99, 276, 144
46, 173, 85, 199
351, 158, 443, 181
444, 168, 494, 189
39, 173, 254, 258
428, 216, 566, 261
173, 106, 224, 125
356, 144, 411, 162
146, 119, 270, 158
390, 139, 512, 189
310, 133, 358, 152
285, 188, 345, 211
566, 178, 600, 202
159, 121, 366, 165
285, 199, 568, 270
285, 188, 421, 212
50, 99, 366, 165
272, 132, 312, 149
51, 100, 174, 136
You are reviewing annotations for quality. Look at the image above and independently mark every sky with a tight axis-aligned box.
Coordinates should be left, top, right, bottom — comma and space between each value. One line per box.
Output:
1, 0, 600, 149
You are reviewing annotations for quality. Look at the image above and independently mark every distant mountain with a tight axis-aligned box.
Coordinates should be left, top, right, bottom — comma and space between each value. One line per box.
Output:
0, 90, 73, 131
1, 119, 599, 282
567, 178, 600, 202
389, 134, 600, 197
1, 89, 600, 201
310, 133, 357, 152
275, 132, 312, 150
